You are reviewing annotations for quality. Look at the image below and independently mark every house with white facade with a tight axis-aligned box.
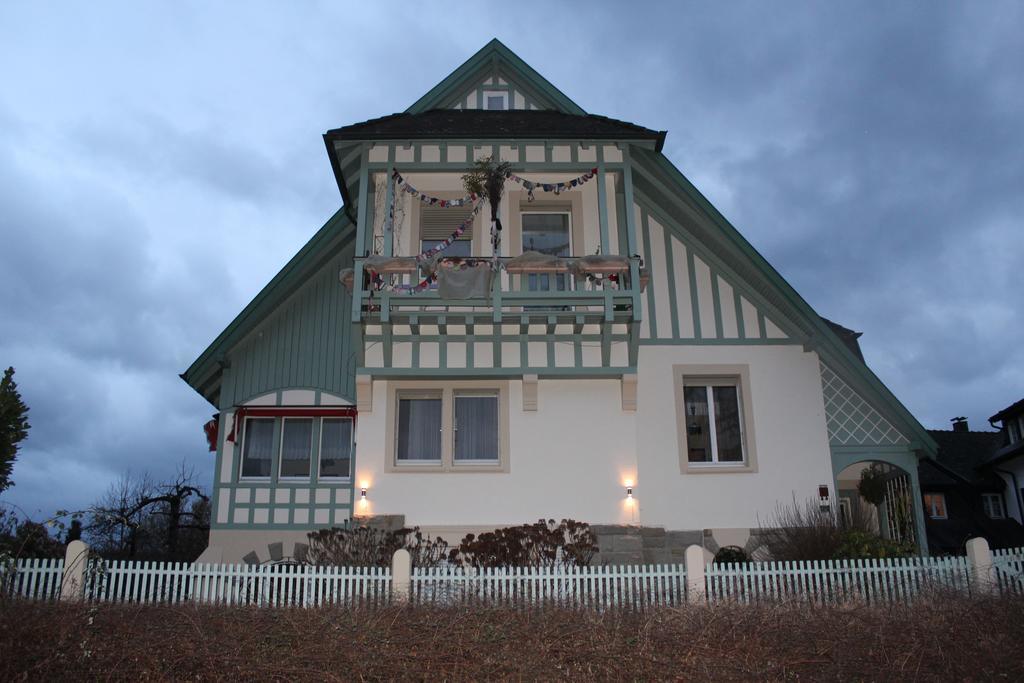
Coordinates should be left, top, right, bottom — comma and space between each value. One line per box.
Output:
182, 40, 937, 564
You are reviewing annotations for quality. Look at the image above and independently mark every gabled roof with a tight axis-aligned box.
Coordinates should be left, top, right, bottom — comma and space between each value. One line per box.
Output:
406, 39, 586, 115
920, 429, 1004, 489
325, 109, 666, 150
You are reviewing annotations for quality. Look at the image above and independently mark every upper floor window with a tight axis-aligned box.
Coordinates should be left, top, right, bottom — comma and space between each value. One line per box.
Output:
240, 417, 275, 478
923, 493, 947, 520
522, 212, 572, 292
982, 493, 1006, 520
1008, 417, 1022, 444
396, 391, 443, 463
420, 204, 473, 258
482, 90, 508, 110
454, 390, 500, 463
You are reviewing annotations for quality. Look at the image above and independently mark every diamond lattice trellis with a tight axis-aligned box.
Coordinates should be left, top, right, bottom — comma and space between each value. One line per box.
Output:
820, 362, 908, 446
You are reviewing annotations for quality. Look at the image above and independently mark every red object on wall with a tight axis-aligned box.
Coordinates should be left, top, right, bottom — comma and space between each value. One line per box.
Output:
203, 415, 219, 452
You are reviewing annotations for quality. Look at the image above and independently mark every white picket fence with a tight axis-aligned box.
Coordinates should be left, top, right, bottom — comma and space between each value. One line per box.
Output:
706, 556, 970, 605
993, 547, 1024, 595
411, 563, 686, 609
7, 543, 1024, 609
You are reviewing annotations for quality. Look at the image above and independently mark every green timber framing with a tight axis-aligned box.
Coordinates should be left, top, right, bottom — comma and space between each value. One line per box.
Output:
181, 37, 937, 538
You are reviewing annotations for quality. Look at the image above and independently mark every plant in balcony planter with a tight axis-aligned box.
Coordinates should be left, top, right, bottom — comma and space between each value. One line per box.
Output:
462, 156, 511, 256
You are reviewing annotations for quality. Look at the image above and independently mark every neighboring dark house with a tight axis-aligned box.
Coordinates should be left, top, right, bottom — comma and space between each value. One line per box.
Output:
920, 418, 1024, 555
986, 398, 1024, 524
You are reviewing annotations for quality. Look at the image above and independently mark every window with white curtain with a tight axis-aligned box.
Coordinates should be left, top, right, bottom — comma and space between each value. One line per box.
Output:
240, 417, 275, 478
279, 418, 313, 478
319, 417, 353, 479
454, 391, 499, 462
390, 384, 507, 470
923, 493, 947, 520
396, 392, 443, 462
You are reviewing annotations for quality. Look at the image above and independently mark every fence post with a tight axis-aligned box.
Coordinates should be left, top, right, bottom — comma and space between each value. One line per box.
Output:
392, 549, 411, 603
966, 537, 995, 595
60, 540, 90, 602
684, 545, 706, 604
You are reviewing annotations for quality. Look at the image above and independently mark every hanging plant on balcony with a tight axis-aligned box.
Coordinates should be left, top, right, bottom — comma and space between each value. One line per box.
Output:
462, 156, 511, 257
857, 463, 889, 506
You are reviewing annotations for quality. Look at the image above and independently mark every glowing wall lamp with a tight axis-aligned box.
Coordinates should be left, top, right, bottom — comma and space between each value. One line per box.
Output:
359, 481, 369, 511
624, 479, 635, 502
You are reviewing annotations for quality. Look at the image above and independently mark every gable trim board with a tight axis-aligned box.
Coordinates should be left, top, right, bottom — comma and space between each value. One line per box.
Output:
406, 39, 586, 116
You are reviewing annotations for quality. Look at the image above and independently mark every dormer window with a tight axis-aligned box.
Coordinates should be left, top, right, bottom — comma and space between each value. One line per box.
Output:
483, 91, 508, 110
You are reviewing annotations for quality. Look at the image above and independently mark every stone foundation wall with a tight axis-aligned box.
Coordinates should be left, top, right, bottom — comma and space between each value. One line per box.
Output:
590, 525, 771, 565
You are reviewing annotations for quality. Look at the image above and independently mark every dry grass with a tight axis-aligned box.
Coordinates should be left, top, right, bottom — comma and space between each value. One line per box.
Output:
2, 597, 1022, 681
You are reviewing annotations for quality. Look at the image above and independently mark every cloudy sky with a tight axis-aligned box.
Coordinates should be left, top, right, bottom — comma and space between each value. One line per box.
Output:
1, 2, 1021, 520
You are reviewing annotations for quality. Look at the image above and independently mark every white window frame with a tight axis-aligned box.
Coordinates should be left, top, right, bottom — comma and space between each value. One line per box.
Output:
673, 364, 758, 474
923, 492, 947, 520
277, 416, 314, 481
482, 90, 508, 110
386, 381, 509, 473
317, 416, 354, 482
683, 380, 746, 467
238, 416, 275, 482
982, 493, 1006, 520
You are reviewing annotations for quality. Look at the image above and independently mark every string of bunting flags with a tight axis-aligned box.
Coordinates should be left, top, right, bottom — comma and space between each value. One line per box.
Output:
392, 170, 479, 207
505, 167, 599, 201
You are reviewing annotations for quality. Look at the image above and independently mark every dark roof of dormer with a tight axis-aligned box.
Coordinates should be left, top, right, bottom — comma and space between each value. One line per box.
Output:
325, 109, 667, 151
989, 398, 1024, 424
820, 317, 864, 362
920, 429, 1004, 490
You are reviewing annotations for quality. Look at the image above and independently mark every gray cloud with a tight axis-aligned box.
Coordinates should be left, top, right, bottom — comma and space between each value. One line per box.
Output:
1, 2, 1021, 521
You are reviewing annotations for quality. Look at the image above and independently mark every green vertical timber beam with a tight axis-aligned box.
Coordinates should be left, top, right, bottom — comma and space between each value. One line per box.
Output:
383, 146, 395, 257
621, 145, 642, 365
596, 146, 610, 254
351, 144, 370, 367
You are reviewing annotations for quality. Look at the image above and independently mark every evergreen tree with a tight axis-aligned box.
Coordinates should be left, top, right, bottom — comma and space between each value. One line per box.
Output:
0, 367, 30, 493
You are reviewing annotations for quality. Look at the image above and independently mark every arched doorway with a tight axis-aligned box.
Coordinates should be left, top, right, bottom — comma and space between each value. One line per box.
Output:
831, 449, 929, 555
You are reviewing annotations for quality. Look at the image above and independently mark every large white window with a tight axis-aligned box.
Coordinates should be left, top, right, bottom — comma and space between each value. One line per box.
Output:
388, 383, 508, 472
673, 365, 757, 474
923, 493, 947, 520
396, 391, 443, 463
982, 493, 1006, 520
240, 417, 275, 479
279, 418, 313, 479
319, 417, 353, 479
683, 381, 745, 465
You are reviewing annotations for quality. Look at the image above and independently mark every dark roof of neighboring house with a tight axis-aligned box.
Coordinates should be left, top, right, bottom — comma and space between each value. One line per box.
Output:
920, 429, 1005, 490
989, 397, 1024, 423
325, 109, 667, 151
986, 439, 1024, 468
820, 318, 864, 362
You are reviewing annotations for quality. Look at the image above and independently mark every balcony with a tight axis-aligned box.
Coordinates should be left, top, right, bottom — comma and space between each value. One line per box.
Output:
346, 254, 646, 377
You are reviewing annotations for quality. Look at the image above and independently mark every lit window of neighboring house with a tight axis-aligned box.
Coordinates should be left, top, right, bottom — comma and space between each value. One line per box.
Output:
923, 493, 947, 520
982, 493, 1006, 520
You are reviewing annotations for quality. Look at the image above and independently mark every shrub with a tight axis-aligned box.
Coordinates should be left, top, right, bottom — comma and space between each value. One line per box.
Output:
832, 530, 915, 560
450, 519, 597, 569
759, 496, 889, 561
306, 523, 448, 568
713, 545, 749, 564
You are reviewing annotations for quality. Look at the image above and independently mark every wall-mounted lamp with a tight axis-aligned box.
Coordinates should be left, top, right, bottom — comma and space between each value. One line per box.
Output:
626, 486, 633, 500
818, 484, 830, 510
360, 487, 368, 501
